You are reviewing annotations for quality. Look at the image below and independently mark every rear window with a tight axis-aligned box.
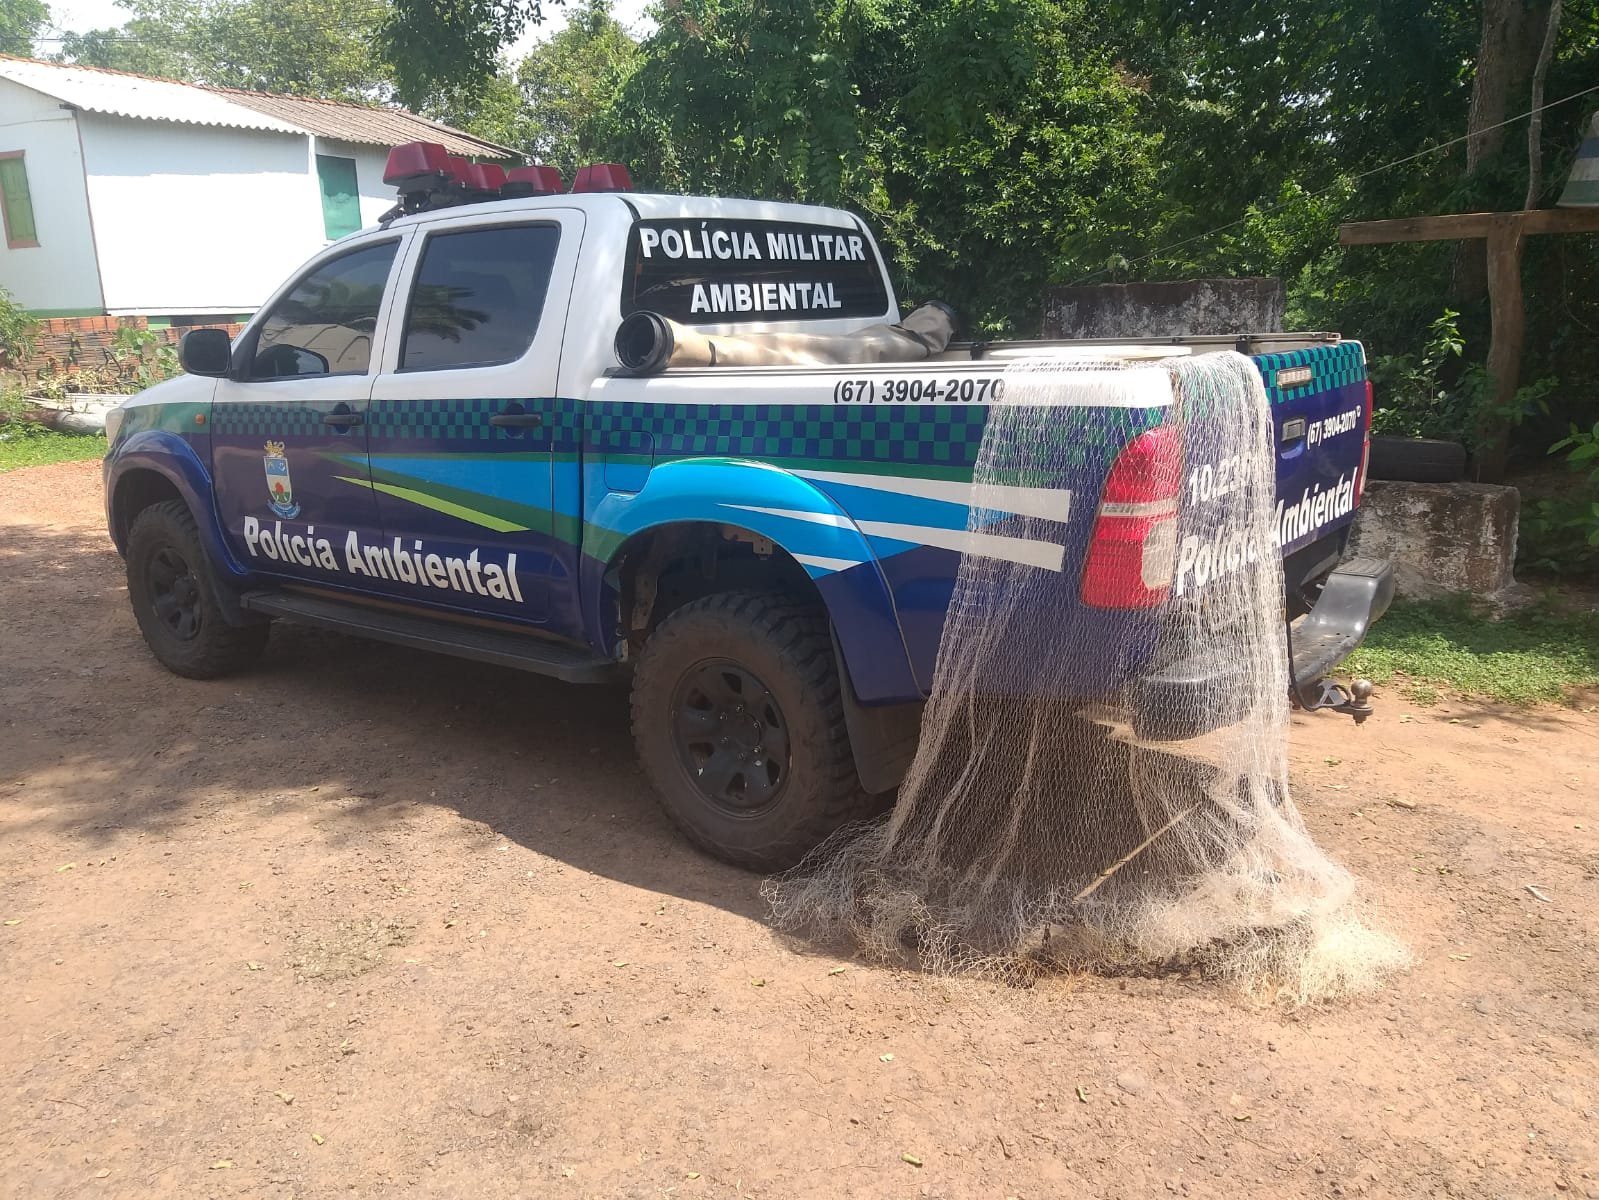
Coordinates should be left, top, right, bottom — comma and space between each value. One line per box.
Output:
622, 217, 890, 324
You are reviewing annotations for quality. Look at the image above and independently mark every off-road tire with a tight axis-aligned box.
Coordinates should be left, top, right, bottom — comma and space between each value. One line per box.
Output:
631, 591, 876, 872
126, 500, 268, 679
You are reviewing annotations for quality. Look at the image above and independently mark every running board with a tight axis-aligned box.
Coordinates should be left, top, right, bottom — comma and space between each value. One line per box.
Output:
240, 590, 619, 684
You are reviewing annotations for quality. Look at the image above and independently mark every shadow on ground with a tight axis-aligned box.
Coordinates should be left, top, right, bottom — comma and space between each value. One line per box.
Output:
1, 519, 773, 923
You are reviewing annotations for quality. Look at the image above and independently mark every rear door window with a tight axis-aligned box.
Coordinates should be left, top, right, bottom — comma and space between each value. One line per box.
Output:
399, 224, 561, 372
622, 218, 890, 324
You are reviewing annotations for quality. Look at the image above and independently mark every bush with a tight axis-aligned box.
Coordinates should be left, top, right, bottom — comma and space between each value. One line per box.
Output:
1519, 421, 1599, 579
0, 286, 37, 369
1369, 309, 1554, 452
31, 324, 181, 398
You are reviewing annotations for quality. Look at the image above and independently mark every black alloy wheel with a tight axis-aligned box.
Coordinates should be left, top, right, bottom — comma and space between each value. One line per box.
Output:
670, 660, 791, 814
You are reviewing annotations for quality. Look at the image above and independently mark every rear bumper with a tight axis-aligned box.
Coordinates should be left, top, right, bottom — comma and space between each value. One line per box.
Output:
1131, 556, 1395, 740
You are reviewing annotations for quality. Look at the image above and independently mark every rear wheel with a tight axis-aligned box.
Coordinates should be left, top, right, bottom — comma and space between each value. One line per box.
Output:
631, 591, 878, 871
126, 500, 268, 679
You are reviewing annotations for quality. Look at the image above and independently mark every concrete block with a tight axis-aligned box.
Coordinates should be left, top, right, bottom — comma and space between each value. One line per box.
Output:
1042, 278, 1285, 338
1345, 480, 1521, 599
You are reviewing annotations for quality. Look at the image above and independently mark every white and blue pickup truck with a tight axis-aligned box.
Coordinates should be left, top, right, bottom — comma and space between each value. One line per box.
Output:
103, 145, 1393, 870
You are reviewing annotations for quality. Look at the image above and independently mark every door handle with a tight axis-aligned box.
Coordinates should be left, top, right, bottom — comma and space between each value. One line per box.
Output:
323, 411, 364, 428
489, 411, 544, 429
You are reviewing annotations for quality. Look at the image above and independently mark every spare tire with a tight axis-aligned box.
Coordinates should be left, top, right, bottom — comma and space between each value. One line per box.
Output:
1367, 436, 1467, 483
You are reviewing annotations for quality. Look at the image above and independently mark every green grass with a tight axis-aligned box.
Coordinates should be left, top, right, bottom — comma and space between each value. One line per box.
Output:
1345, 595, 1599, 706
0, 423, 107, 473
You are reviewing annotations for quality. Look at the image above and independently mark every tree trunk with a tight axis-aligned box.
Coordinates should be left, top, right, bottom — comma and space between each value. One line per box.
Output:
1475, 214, 1527, 483
1452, 0, 1552, 303
1524, 0, 1563, 209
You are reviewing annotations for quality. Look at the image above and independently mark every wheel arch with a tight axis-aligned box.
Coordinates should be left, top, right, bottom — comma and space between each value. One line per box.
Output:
106, 431, 241, 582
582, 458, 922, 706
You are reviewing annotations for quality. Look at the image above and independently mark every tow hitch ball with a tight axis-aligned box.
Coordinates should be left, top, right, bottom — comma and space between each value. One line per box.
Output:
1295, 677, 1376, 724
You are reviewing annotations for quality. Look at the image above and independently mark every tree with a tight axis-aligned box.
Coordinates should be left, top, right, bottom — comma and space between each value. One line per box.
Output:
0, 0, 49, 55
60, 0, 397, 101
602, 0, 868, 203
514, 0, 638, 175
602, 0, 1163, 332
383, 0, 560, 108
861, 0, 1164, 330
429, 70, 537, 154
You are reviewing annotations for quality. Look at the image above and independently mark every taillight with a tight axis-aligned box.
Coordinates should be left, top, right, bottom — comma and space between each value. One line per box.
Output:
1081, 424, 1184, 609
1357, 379, 1374, 504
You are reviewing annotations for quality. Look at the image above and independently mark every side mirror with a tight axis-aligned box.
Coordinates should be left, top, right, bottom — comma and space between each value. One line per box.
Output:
179, 327, 234, 377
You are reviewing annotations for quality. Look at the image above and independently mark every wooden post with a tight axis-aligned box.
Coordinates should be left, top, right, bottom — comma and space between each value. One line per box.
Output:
1477, 213, 1526, 482
1340, 207, 1599, 484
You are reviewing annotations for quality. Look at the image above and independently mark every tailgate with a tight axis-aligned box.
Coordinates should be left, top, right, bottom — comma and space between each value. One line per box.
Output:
1253, 342, 1370, 564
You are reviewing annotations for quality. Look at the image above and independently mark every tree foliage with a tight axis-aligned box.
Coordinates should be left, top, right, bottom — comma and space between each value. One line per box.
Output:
47, 0, 1599, 503
0, 0, 48, 55
60, 0, 396, 100
600, 0, 1163, 331
514, 0, 638, 176
383, 0, 558, 109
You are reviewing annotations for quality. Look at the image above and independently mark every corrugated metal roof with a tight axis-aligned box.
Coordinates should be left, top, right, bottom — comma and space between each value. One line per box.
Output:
0, 56, 303, 133
0, 57, 520, 160
209, 89, 520, 160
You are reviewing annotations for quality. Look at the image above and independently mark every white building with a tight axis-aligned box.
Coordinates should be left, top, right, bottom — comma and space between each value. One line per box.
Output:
0, 56, 517, 320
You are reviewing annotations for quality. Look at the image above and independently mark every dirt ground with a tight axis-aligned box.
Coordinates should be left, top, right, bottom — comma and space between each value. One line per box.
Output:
2, 459, 1595, 1199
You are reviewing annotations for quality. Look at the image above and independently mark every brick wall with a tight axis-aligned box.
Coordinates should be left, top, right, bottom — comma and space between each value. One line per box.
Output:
18, 314, 248, 379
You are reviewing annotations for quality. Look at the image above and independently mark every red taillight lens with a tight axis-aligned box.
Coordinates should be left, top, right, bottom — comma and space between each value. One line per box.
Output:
1082, 423, 1184, 609
1357, 379, 1373, 505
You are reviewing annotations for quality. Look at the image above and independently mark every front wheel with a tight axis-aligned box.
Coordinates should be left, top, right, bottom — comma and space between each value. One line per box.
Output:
126, 500, 268, 679
631, 591, 879, 872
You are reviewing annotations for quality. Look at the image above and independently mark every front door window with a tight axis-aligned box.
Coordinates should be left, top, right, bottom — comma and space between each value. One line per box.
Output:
211, 239, 401, 587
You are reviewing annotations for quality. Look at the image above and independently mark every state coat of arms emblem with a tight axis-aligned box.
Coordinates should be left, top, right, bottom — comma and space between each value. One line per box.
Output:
263, 440, 300, 519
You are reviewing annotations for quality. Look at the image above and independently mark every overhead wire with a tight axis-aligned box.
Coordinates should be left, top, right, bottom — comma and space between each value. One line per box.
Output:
1067, 78, 1599, 286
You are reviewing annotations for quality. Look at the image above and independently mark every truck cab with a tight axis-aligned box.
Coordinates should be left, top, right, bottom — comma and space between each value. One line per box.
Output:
104, 150, 1390, 870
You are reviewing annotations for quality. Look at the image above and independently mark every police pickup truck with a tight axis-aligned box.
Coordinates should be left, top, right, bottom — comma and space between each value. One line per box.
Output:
103, 147, 1392, 870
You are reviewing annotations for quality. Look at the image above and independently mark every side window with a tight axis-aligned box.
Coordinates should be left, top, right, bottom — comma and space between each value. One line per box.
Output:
249, 240, 398, 379
0, 152, 38, 249
399, 224, 560, 372
316, 154, 362, 240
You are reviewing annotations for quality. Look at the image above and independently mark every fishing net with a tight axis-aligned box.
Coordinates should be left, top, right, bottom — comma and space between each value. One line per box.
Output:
764, 351, 1407, 1003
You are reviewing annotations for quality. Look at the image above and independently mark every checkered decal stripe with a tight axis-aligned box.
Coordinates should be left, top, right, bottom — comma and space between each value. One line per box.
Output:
214, 398, 589, 449
368, 399, 588, 451
368, 398, 500, 440
1255, 343, 1366, 406
582, 401, 991, 467
208, 356, 1348, 454
211, 403, 329, 438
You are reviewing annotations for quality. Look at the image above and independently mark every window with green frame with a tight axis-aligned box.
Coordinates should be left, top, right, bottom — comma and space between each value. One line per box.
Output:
0, 152, 38, 248
315, 154, 362, 240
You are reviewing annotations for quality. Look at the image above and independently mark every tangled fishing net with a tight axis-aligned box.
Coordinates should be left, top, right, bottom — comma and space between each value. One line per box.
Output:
764, 351, 1407, 1003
